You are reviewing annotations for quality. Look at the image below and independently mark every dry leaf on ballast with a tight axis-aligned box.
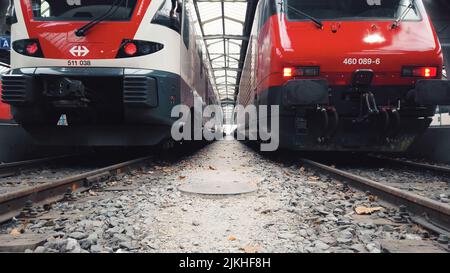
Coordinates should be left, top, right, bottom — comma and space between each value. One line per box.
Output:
354, 206, 384, 215
308, 176, 320, 181
240, 245, 260, 253
9, 228, 21, 236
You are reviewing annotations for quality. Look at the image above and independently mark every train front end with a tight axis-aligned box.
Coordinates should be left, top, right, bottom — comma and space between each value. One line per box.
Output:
261, 0, 450, 152
1, 0, 183, 146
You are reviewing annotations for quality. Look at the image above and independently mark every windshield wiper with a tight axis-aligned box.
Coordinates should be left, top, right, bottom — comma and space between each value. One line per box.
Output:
286, 4, 323, 29
391, 0, 415, 29
75, 0, 123, 37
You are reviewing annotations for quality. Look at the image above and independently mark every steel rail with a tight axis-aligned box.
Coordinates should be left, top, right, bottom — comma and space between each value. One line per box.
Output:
0, 155, 79, 178
368, 155, 450, 175
300, 158, 450, 233
0, 156, 152, 223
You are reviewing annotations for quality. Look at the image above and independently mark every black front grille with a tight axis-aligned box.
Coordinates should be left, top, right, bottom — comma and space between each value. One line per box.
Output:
123, 76, 158, 107
1, 74, 34, 105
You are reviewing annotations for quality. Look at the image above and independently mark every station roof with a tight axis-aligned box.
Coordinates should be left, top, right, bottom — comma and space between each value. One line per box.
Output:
192, 0, 257, 123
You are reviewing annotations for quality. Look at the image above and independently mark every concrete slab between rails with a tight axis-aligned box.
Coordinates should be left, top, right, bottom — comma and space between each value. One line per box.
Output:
178, 170, 259, 196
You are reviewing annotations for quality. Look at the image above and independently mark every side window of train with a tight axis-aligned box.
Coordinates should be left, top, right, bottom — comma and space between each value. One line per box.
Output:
198, 49, 203, 77
42, 1, 50, 17
0, 1, 10, 30
182, 0, 190, 49
205, 77, 208, 101
257, 0, 270, 31
257, 0, 265, 31
262, 0, 270, 25
31, 0, 50, 18
151, 0, 181, 33
4, 1, 17, 26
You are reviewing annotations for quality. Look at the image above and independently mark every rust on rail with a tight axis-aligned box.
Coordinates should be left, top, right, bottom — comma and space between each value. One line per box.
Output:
300, 158, 450, 232
0, 156, 152, 223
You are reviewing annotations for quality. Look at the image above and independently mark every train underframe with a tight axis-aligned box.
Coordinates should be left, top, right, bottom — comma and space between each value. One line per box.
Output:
1, 67, 185, 146
255, 79, 450, 152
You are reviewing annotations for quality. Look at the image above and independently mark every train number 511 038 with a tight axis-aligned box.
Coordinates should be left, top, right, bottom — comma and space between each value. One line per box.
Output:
67, 60, 91, 66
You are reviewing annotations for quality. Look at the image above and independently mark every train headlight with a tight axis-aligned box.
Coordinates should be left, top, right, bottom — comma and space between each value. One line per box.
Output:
13, 39, 44, 57
283, 67, 294, 78
116, 40, 164, 58
26, 43, 39, 55
402, 66, 438, 78
123, 42, 138, 56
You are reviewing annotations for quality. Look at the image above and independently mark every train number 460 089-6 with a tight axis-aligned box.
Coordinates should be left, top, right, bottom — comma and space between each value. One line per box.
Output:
343, 58, 381, 65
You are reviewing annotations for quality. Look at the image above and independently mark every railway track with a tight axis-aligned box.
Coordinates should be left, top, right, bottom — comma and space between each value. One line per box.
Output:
0, 155, 79, 178
337, 155, 450, 203
367, 155, 450, 176
0, 156, 152, 223
300, 157, 450, 238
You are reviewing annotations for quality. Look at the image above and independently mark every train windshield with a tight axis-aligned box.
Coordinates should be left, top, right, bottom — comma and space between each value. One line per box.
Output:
29, 0, 138, 21
285, 0, 421, 21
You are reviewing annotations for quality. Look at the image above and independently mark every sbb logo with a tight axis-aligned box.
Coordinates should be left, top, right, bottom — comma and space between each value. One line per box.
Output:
69, 45, 90, 57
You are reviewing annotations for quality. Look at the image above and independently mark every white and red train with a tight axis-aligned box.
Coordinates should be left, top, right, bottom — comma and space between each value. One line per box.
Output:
238, 0, 450, 152
1, 0, 219, 146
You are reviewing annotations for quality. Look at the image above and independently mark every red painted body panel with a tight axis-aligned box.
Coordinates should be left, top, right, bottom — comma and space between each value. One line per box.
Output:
0, 81, 12, 120
243, 1, 444, 101
19, 0, 151, 59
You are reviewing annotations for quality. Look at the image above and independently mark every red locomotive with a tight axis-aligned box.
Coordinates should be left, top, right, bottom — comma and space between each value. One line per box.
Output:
238, 0, 450, 152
